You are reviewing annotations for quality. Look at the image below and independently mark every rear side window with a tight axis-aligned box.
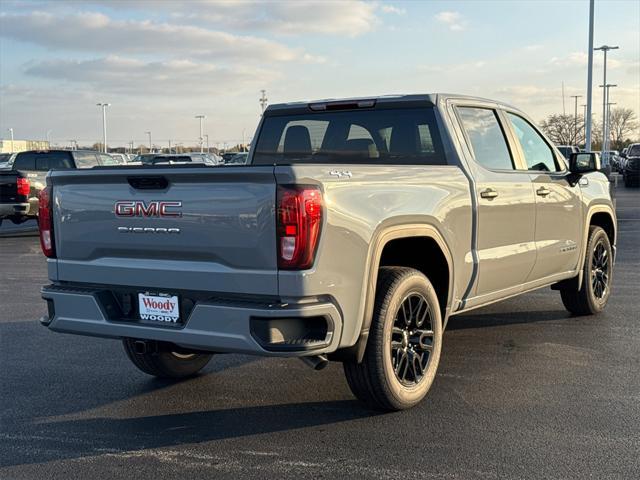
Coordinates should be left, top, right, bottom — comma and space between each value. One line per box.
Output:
73, 152, 99, 168
457, 107, 514, 170
253, 107, 446, 165
506, 113, 560, 172
35, 154, 73, 171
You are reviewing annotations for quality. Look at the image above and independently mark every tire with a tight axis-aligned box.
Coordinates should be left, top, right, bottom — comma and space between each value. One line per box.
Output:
343, 267, 443, 411
624, 176, 631, 187
560, 226, 613, 316
123, 338, 213, 378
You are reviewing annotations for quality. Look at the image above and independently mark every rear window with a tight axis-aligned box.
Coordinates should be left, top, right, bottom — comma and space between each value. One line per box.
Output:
253, 107, 446, 165
13, 151, 73, 171
629, 145, 640, 156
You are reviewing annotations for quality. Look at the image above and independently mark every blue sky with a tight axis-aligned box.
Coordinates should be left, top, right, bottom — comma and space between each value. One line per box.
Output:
1, 0, 638, 148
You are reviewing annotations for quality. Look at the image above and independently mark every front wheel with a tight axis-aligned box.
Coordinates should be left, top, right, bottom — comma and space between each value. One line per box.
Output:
343, 267, 443, 411
560, 226, 613, 315
123, 338, 213, 378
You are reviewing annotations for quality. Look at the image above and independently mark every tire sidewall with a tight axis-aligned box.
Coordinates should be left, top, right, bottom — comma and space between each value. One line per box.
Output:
583, 227, 613, 313
379, 273, 443, 407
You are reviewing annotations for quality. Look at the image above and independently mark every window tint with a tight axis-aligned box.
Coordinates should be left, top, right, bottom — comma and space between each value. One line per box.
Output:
73, 152, 99, 168
254, 108, 446, 165
506, 113, 559, 172
35, 155, 73, 171
457, 107, 514, 170
12, 153, 36, 170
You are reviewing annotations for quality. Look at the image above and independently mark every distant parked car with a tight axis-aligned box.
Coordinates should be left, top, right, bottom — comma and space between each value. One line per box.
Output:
226, 152, 249, 165
623, 143, 640, 188
618, 148, 629, 173
557, 145, 580, 160
109, 153, 128, 164
134, 153, 217, 166
0, 153, 13, 169
221, 152, 237, 163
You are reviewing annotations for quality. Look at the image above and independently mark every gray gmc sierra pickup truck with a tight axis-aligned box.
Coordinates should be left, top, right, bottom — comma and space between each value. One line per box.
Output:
39, 94, 616, 410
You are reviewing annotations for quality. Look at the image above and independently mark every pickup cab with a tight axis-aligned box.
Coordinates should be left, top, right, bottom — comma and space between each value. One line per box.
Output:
39, 94, 616, 410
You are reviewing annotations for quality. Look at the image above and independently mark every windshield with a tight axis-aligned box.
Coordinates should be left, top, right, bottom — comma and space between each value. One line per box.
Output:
628, 145, 640, 156
253, 107, 446, 165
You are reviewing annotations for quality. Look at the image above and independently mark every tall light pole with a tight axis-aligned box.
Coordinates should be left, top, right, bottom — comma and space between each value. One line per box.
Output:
570, 95, 582, 145
599, 83, 617, 155
204, 134, 210, 153
594, 45, 618, 150
7, 128, 14, 153
585, 0, 595, 149
145, 131, 152, 151
96, 103, 110, 153
195, 115, 206, 153
259, 90, 268, 115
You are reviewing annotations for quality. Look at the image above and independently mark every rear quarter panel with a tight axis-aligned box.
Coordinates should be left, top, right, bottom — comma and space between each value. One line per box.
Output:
275, 164, 473, 348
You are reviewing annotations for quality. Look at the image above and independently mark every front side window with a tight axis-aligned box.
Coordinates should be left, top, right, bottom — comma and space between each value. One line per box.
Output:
506, 113, 559, 172
457, 107, 514, 170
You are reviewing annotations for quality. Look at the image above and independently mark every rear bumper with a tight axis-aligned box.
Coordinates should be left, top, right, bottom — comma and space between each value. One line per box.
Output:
0, 203, 30, 218
41, 284, 343, 356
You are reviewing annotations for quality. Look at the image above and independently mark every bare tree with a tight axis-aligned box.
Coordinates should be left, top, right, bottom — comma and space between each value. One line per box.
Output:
608, 108, 638, 150
539, 114, 585, 146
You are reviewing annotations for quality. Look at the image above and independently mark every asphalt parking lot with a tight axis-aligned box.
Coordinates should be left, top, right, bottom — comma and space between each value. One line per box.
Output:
1, 179, 638, 479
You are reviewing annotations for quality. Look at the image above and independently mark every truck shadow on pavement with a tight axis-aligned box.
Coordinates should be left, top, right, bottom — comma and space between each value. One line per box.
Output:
447, 309, 572, 330
1, 400, 376, 468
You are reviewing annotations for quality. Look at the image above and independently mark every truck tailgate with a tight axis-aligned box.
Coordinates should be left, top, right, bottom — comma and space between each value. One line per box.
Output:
49, 166, 279, 296
0, 171, 20, 203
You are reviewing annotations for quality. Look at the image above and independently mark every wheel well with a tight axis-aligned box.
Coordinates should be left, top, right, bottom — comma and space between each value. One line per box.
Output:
379, 236, 450, 317
590, 212, 615, 245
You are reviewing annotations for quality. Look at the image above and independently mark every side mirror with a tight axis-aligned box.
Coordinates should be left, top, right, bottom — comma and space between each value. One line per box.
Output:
569, 152, 600, 174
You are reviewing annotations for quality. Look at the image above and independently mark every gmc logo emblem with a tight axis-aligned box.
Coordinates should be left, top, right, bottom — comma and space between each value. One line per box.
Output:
114, 201, 182, 217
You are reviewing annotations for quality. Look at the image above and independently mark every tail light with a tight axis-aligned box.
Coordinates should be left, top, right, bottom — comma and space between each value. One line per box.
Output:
38, 186, 56, 258
277, 185, 323, 270
16, 177, 30, 197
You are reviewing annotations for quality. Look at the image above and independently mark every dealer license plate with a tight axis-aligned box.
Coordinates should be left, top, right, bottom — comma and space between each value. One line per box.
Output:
138, 293, 180, 324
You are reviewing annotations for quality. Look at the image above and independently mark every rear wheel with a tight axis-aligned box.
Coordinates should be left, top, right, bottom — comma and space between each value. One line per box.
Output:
343, 267, 443, 411
123, 338, 213, 378
560, 226, 612, 315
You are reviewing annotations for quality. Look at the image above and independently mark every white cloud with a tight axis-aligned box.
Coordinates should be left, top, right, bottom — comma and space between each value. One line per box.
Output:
24, 56, 280, 96
0, 11, 309, 62
434, 11, 467, 31
381, 4, 406, 15
81, 0, 380, 37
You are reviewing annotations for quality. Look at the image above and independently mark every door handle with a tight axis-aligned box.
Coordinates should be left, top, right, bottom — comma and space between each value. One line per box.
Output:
480, 188, 499, 199
536, 187, 551, 197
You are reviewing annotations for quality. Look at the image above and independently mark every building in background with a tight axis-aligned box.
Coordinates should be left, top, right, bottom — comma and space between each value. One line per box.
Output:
0, 140, 50, 153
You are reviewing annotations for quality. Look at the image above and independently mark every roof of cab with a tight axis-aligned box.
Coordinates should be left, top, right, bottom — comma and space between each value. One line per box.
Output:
264, 93, 520, 115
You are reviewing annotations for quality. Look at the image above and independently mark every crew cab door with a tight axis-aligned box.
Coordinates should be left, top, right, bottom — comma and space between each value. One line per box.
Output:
455, 106, 537, 297
503, 112, 582, 280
